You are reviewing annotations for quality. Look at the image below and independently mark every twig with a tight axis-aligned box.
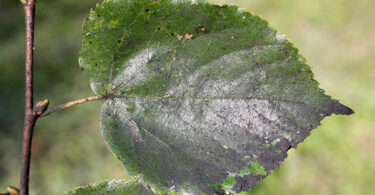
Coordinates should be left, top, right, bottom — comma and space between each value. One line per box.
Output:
40, 95, 104, 117
19, 0, 104, 194
20, 0, 36, 195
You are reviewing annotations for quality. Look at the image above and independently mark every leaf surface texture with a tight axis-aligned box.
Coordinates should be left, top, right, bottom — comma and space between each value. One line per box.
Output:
80, 0, 353, 193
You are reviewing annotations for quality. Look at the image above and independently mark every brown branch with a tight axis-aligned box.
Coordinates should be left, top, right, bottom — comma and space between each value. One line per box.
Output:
19, 0, 104, 194
40, 95, 104, 117
20, 0, 36, 195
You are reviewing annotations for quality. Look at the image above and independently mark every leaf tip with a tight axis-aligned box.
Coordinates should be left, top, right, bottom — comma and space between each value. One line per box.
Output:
334, 103, 354, 115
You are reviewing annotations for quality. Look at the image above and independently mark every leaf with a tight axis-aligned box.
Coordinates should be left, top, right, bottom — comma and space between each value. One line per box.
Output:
80, 0, 354, 194
65, 180, 154, 195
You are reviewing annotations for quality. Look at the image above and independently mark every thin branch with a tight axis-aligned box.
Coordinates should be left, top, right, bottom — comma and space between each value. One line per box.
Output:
40, 95, 104, 117
19, 0, 103, 194
20, 0, 36, 195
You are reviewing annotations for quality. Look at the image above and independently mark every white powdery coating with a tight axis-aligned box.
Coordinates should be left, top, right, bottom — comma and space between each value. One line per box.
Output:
165, 46, 285, 98
276, 34, 286, 41
111, 100, 141, 140
108, 41, 298, 165
107, 179, 126, 191
112, 47, 155, 88
89, 78, 101, 95
114, 97, 292, 158
165, 49, 248, 97
112, 45, 176, 90
172, 0, 198, 3
110, 46, 295, 155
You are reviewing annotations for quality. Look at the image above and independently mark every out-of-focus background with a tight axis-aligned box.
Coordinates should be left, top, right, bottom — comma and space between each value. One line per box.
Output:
0, 0, 373, 194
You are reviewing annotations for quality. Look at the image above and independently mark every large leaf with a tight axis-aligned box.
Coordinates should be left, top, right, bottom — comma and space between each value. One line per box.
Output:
65, 180, 154, 195
79, 0, 353, 194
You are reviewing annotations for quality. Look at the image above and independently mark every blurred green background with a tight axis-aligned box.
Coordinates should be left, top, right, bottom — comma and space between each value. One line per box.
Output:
0, 0, 373, 194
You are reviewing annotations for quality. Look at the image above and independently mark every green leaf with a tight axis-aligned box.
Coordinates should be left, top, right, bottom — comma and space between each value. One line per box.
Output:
80, 0, 353, 194
65, 180, 154, 195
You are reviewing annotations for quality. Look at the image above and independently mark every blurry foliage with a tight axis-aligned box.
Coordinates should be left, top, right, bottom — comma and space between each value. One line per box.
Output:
0, 0, 374, 194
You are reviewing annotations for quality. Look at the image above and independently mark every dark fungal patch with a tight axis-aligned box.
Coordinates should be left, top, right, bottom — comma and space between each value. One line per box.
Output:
233, 174, 264, 193
104, 92, 115, 100
195, 26, 209, 34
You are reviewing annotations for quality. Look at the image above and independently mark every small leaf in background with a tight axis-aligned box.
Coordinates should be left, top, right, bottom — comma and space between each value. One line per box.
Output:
65, 180, 154, 195
80, 0, 353, 194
